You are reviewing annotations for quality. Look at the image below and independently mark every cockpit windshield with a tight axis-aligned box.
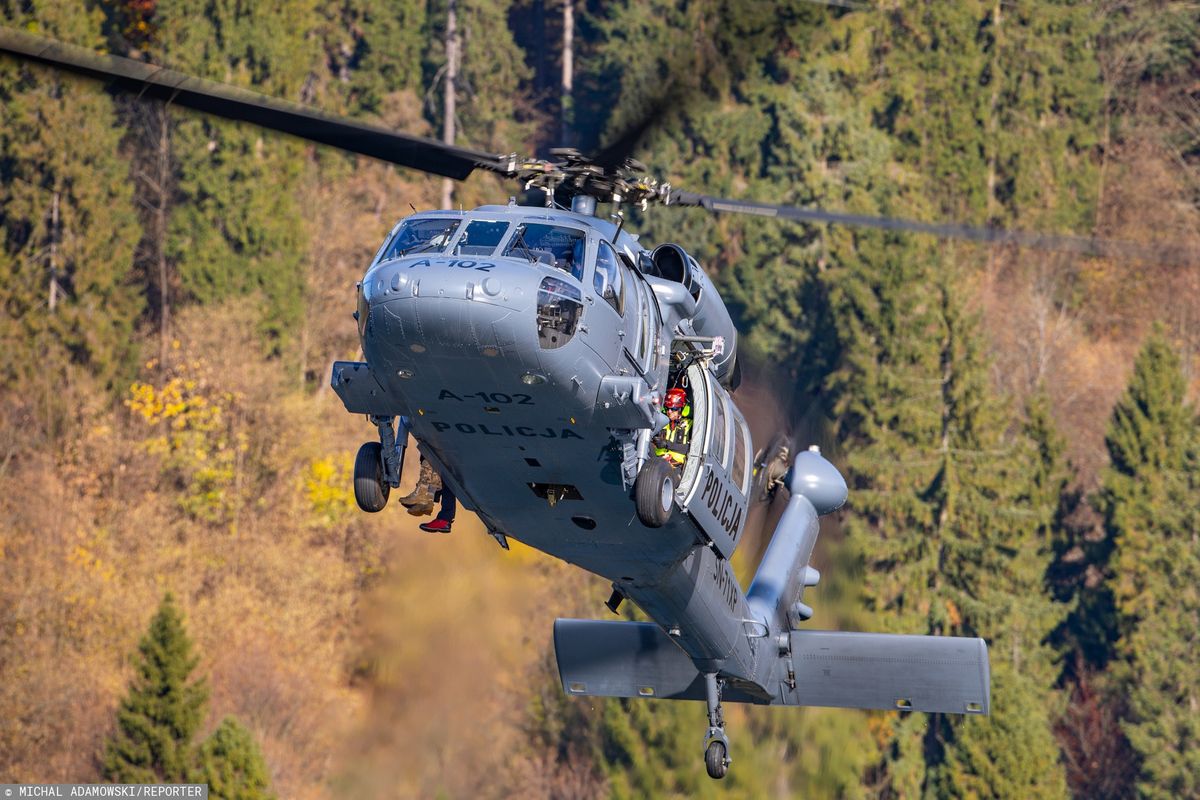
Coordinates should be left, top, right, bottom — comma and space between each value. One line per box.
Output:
379, 217, 460, 261
454, 220, 510, 255
503, 223, 586, 281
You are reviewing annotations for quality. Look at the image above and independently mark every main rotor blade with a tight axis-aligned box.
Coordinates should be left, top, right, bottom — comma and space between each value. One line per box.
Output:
0, 28, 511, 181
670, 190, 1192, 263
591, 80, 689, 173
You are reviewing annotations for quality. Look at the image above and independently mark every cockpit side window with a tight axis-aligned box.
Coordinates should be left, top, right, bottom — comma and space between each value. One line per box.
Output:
594, 241, 624, 316
504, 223, 587, 281
379, 217, 460, 262
454, 220, 510, 255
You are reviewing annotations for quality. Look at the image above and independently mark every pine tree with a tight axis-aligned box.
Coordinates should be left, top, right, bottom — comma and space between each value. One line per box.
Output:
878, 0, 1100, 230
315, 0, 428, 117
0, 1, 143, 390
103, 593, 209, 783
940, 665, 1069, 799
191, 717, 276, 800
1096, 327, 1200, 797
987, 0, 1101, 233
426, 0, 536, 206
830, 264, 1068, 798
146, 0, 323, 357
1099, 329, 1194, 634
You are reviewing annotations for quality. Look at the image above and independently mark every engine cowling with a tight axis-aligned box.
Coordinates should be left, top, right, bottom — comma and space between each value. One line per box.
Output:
649, 244, 739, 387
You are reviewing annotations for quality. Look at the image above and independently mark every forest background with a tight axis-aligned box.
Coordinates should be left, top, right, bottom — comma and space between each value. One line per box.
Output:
1, 0, 1198, 798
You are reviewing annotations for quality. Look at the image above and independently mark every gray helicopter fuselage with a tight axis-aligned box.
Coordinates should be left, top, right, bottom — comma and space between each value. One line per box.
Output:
335, 203, 991, 737
347, 204, 762, 680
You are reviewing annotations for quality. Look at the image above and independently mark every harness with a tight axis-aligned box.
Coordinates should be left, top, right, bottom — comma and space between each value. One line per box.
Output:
654, 406, 692, 465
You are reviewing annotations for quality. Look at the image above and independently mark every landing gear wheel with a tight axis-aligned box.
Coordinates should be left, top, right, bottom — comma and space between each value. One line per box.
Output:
705, 740, 728, 780
635, 457, 675, 527
354, 441, 390, 513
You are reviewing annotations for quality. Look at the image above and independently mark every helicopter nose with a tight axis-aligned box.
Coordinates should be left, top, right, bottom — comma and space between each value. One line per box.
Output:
360, 256, 537, 360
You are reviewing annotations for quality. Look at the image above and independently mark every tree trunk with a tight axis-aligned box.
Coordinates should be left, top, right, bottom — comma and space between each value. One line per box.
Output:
561, 0, 574, 147
156, 107, 171, 373
442, 0, 459, 210
48, 189, 60, 313
985, 0, 1002, 274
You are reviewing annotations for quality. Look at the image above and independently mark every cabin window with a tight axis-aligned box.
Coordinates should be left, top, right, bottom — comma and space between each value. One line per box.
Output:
504, 223, 587, 280
379, 217, 460, 261
710, 389, 729, 468
594, 241, 624, 316
454, 220, 510, 256
732, 416, 750, 493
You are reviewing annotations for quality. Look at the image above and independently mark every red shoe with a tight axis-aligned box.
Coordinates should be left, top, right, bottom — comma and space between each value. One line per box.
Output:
419, 518, 453, 534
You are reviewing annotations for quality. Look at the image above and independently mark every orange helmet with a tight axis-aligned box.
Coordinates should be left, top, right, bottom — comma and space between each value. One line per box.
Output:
664, 388, 687, 410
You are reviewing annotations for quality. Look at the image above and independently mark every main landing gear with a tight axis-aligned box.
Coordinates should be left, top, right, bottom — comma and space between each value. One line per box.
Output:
634, 457, 676, 527
702, 673, 731, 780
353, 415, 405, 512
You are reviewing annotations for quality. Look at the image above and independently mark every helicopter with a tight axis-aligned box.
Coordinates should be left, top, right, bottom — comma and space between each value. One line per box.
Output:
0, 29, 1017, 780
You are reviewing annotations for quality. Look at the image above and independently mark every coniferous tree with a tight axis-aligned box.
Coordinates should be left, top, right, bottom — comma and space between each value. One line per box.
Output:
830, 265, 1067, 798
146, 0, 323, 356
938, 388, 1076, 800
103, 593, 209, 783
316, 0, 428, 117
1096, 327, 1200, 797
879, 0, 1101, 230
191, 717, 276, 800
0, 1, 142, 391
427, 0, 537, 158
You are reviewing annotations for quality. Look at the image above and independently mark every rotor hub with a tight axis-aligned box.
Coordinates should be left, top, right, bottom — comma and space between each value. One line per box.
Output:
503, 150, 672, 209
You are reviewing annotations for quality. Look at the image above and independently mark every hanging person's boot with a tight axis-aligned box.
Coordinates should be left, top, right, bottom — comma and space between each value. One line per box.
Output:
399, 457, 441, 516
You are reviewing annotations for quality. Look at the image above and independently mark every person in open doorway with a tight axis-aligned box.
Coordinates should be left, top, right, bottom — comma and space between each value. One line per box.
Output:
653, 387, 692, 469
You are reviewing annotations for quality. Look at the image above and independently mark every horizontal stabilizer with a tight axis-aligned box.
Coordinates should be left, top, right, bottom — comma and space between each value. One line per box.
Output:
782, 630, 990, 714
553, 619, 767, 703
554, 620, 990, 716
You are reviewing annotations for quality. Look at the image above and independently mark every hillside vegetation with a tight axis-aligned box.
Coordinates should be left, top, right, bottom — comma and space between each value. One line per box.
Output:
1, 1, 1198, 798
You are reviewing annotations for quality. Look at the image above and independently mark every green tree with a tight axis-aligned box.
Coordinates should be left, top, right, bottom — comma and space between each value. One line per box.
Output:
192, 717, 276, 800
1096, 327, 1200, 797
877, 0, 1101, 231
146, 0, 323, 356
416, 0, 537, 216
103, 593, 209, 783
1099, 328, 1195, 637
0, 0, 142, 392
830, 264, 1067, 798
315, 0, 428, 117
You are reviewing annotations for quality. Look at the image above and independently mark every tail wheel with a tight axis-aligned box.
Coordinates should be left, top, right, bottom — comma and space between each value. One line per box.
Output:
705, 740, 728, 779
354, 441, 390, 513
635, 457, 675, 527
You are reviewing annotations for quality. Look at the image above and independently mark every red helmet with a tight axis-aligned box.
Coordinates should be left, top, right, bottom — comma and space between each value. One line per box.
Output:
664, 388, 687, 410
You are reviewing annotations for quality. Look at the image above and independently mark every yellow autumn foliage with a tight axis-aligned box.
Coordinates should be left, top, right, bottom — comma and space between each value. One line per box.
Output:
302, 455, 357, 527
126, 362, 249, 523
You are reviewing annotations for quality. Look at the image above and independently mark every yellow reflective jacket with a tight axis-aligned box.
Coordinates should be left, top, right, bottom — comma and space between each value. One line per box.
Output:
654, 408, 692, 465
